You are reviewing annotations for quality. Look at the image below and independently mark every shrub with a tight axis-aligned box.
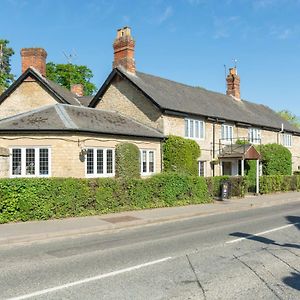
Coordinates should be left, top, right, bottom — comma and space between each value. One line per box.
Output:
259, 175, 300, 194
163, 135, 200, 176
115, 142, 140, 179
0, 174, 211, 224
259, 144, 292, 175
205, 176, 248, 198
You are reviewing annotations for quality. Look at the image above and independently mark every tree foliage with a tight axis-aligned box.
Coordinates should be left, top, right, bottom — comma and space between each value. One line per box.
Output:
260, 143, 292, 175
163, 135, 200, 176
115, 142, 140, 179
278, 110, 300, 129
46, 62, 97, 96
0, 40, 14, 93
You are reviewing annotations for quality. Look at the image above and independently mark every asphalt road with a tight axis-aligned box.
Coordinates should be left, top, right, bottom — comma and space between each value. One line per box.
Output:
0, 201, 299, 300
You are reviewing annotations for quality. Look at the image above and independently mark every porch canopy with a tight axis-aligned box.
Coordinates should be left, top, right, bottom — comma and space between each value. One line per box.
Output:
219, 143, 261, 194
218, 144, 260, 160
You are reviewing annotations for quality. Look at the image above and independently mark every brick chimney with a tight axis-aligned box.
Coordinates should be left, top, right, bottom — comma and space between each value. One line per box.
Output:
113, 26, 136, 74
71, 83, 84, 97
21, 48, 47, 77
226, 67, 240, 100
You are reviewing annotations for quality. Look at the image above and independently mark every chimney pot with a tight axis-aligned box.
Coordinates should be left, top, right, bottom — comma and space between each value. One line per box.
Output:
20, 48, 47, 77
113, 26, 136, 74
71, 83, 84, 97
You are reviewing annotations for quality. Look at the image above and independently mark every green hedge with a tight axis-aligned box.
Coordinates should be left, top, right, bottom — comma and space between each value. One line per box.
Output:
259, 175, 300, 194
205, 176, 248, 198
0, 173, 211, 224
115, 142, 140, 179
163, 135, 200, 176
260, 144, 292, 175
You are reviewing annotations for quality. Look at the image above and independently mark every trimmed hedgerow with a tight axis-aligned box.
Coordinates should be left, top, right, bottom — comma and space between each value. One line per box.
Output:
163, 135, 200, 176
259, 175, 300, 194
115, 142, 140, 179
0, 173, 211, 224
260, 143, 292, 175
205, 176, 248, 198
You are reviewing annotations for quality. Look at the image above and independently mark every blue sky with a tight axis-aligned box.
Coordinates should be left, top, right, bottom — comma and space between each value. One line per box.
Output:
2, 0, 300, 114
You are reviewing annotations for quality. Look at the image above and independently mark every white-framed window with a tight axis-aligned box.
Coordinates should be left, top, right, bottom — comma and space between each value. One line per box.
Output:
141, 150, 155, 175
198, 161, 205, 177
10, 147, 51, 177
281, 133, 292, 147
85, 148, 115, 177
221, 124, 233, 142
184, 118, 205, 140
248, 128, 261, 144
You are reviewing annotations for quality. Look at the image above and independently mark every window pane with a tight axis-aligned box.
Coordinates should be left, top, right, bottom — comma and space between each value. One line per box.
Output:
221, 125, 225, 139
86, 149, 94, 174
39, 149, 49, 175
190, 120, 194, 138
26, 148, 35, 175
97, 149, 103, 174
142, 151, 147, 173
12, 149, 22, 175
149, 151, 154, 173
199, 161, 204, 177
199, 121, 204, 139
106, 150, 113, 174
195, 121, 199, 138
184, 119, 189, 137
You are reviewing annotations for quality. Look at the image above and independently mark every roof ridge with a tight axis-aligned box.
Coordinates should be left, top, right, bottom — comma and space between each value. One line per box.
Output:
54, 105, 78, 129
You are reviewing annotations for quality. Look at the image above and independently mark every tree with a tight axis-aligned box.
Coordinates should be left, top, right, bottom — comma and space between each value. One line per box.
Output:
0, 40, 15, 93
278, 110, 300, 129
46, 62, 97, 96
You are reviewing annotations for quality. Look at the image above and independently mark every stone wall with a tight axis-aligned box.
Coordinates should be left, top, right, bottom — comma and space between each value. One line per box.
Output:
0, 147, 9, 178
96, 76, 163, 131
0, 80, 57, 119
0, 133, 161, 178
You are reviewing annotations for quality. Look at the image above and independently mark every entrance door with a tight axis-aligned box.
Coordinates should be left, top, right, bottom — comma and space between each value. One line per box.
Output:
222, 161, 232, 175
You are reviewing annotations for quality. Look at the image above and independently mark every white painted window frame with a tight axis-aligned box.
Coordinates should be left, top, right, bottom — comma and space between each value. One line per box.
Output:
248, 127, 261, 144
85, 147, 115, 178
140, 149, 156, 175
184, 118, 205, 140
221, 124, 233, 143
10, 147, 51, 178
281, 133, 292, 148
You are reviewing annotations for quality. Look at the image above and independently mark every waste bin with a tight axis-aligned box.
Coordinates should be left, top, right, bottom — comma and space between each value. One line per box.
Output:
221, 180, 231, 200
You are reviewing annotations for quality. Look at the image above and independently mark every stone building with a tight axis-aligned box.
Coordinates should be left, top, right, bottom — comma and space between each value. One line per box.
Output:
0, 26, 299, 178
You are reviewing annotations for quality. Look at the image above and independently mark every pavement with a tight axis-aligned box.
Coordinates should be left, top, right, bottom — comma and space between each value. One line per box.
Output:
0, 191, 300, 246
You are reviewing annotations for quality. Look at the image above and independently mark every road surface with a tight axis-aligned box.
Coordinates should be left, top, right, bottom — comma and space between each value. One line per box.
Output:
0, 201, 299, 299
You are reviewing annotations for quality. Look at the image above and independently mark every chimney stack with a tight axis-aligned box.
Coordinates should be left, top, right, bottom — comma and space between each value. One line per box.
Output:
226, 67, 240, 100
20, 48, 47, 77
113, 26, 136, 74
71, 83, 84, 97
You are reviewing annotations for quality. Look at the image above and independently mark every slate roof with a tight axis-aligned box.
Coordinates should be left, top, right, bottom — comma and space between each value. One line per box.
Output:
76, 95, 94, 107
91, 67, 300, 134
0, 67, 82, 107
0, 104, 163, 139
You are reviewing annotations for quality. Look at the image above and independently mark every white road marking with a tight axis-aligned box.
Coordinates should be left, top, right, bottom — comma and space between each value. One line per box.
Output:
226, 222, 300, 244
7, 257, 172, 300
